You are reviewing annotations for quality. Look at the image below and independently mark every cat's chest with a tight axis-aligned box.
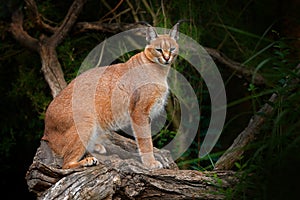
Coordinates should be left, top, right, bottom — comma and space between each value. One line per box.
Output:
150, 89, 169, 118
111, 83, 169, 129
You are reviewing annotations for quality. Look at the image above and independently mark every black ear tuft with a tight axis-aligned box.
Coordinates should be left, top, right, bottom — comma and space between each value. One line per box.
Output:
136, 21, 158, 43
169, 19, 191, 41
146, 25, 158, 43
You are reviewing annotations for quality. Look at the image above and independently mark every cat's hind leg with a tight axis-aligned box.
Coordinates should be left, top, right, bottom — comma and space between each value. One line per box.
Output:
61, 126, 99, 169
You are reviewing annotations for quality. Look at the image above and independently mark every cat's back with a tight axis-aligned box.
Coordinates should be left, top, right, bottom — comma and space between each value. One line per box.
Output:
44, 55, 142, 131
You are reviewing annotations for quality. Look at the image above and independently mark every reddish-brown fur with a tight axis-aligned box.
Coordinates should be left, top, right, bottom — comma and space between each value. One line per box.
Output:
42, 24, 179, 169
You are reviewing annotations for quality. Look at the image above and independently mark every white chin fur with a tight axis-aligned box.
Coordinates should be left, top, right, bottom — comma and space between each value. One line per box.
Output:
156, 58, 171, 66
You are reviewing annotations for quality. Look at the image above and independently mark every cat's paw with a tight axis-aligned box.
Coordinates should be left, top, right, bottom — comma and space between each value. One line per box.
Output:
141, 153, 163, 169
145, 160, 163, 169
82, 157, 99, 167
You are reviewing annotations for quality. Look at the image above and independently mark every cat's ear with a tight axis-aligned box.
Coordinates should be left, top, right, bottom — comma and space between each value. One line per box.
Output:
169, 19, 190, 41
169, 22, 180, 41
146, 26, 158, 43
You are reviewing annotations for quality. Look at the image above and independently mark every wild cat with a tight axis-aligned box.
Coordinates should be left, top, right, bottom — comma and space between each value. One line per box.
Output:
42, 22, 180, 169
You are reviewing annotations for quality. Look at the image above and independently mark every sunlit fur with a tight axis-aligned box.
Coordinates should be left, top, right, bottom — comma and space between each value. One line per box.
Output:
42, 24, 179, 169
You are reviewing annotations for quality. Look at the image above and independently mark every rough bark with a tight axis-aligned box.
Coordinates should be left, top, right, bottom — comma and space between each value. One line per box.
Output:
10, 10, 39, 52
39, 44, 67, 97
26, 132, 238, 200
48, 0, 87, 47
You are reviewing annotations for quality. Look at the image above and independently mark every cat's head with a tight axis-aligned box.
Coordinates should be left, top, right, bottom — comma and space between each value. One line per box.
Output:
144, 23, 180, 66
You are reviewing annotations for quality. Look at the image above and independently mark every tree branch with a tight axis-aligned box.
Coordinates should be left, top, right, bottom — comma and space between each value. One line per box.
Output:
100, 0, 124, 22
24, 0, 57, 33
74, 21, 138, 33
204, 47, 266, 85
10, 9, 39, 52
142, 0, 158, 26
126, 0, 140, 22
50, 0, 87, 47
39, 45, 67, 97
214, 93, 277, 170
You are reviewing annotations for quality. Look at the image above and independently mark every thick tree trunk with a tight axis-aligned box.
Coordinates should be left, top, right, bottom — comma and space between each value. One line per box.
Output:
26, 132, 238, 200
39, 44, 67, 97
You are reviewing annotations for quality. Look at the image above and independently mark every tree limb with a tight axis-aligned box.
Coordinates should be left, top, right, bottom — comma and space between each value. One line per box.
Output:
24, 0, 57, 33
126, 0, 140, 23
39, 44, 67, 97
74, 22, 138, 33
214, 93, 277, 170
100, 0, 125, 22
142, 0, 158, 26
50, 0, 87, 47
10, 9, 39, 52
204, 47, 266, 85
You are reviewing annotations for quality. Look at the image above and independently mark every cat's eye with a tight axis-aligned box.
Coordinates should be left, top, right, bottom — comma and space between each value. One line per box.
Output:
170, 47, 176, 52
155, 48, 163, 53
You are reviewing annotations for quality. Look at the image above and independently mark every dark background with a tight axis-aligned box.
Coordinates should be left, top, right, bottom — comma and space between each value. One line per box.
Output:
0, 0, 299, 199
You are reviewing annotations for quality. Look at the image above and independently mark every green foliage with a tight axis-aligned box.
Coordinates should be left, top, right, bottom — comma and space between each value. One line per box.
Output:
228, 37, 299, 199
10, 64, 51, 116
154, 129, 177, 148
0, 38, 48, 158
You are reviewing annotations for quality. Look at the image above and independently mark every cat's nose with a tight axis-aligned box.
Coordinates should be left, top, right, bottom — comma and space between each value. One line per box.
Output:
163, 55, 170, 62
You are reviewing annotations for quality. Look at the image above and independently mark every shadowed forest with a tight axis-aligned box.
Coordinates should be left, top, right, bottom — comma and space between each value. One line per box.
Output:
0, 0, 299, 199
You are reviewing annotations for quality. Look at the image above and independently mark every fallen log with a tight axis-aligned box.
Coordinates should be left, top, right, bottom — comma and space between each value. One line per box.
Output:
26, 132, 238, 199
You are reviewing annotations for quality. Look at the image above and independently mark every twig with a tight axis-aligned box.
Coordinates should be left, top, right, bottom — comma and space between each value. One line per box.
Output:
161, 0, 167, 27
141, 0, 157, 26
50, 0, 87, 47
126, 0, 139, 22
100, 0, 124, 22
24, 0, 57, 33
107, 8, 131, 24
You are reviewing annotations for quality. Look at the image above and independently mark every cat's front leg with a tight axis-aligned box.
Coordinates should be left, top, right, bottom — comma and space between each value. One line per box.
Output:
129, 90, 163, 169
136, 137, 163, 169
